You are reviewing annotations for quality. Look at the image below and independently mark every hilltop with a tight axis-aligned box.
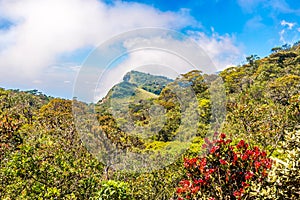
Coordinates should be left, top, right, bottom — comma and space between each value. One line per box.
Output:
99, 70, 172, 104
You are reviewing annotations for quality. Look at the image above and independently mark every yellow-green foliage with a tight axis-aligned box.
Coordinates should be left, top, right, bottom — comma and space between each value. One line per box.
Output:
1, 42, 300, 199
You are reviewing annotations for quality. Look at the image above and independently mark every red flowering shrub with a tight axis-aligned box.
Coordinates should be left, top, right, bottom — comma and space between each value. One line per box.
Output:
176, 133, 273, 199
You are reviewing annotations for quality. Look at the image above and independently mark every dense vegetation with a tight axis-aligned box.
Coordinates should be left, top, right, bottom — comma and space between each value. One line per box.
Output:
0, 42, 299, 199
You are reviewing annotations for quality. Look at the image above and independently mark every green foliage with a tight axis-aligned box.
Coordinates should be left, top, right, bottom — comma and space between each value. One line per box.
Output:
0, 98, 104, 199
110, 82, 137, 99
95, 180, 131, 200
124, 70, 173, 95
220, 44, 300, 156
268, 74, 300, 105
1, 43, 300, 199
258, 129, 300, 199
273, 129, 300, 198
116, 159, 185, 200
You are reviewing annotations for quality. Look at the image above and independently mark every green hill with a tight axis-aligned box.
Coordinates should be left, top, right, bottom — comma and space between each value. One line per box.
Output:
99, 70, 171, 104
123, 70, 173, 95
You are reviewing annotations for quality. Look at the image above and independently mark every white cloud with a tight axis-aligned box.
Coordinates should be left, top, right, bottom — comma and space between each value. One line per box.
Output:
188, 31, 242, 70
279, 29, 285, 42
279, 20, 300, 44
0, 0, 194, 79
281, 20, 296, 30
32, 80, 42, 84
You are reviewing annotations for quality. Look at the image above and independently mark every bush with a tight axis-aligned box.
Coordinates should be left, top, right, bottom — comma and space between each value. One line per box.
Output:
261, 129, 300, 199
176, 133, 273, 199
95, 180, 131, 200
275, 130, 300, 198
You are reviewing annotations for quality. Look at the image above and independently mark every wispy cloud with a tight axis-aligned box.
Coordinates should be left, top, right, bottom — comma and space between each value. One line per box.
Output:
268, 0, 299, 14
279, 29, 286, 43
237, 0, 266, 13
281, 20, 296, 30
279, 20, 300, 44
188, 30, 242, 70
244, 16, 265, 30
237, 0, 300, 14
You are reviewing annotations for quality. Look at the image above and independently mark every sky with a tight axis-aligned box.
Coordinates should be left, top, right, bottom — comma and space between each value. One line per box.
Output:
0, 0, 299, 101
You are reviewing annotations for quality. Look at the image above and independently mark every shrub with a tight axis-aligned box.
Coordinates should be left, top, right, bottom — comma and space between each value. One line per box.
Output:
274, 130, 300, 198
176, 133, 273, 199
259, 129, 300, 199
95, 180, 131, 200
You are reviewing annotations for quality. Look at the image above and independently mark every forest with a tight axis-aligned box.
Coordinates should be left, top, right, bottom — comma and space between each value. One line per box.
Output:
0, 42, 299, 199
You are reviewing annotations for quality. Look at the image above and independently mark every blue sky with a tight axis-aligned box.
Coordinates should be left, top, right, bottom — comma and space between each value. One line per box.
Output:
0, 0, 299, 100
121, 0, 300, 56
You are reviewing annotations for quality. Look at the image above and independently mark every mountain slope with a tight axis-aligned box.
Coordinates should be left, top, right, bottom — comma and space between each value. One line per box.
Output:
123, 70, 173, 95
99, 70, 172, 104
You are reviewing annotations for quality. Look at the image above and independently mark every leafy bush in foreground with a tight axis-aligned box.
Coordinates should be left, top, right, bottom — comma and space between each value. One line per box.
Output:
256, 129, 300, 199
176, 133, 273, 199
95, 180, 131, 200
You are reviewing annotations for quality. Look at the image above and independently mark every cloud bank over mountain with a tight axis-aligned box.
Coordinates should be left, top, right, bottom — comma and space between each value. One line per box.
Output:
0, 0, 246, 98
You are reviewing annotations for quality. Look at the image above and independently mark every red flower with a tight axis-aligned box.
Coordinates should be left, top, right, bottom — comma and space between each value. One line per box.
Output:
194, 179, 205, 185
226, 139, 232, 144
237, 140, 245, 149
184, 157, 198, 168
210, 146, 220, 154
241, 154, 248, 160
220, 133, 226, 139
191, 186, 200, 194
176, 187, 186, 194
264, 159, 272, 169
233, 153, 238, 162
239, 188, 245, 195
178, 134, 273, 200
253, 146, 260, 156
245, 150, 254, 157
245, 171, 254, 180
216, 139, 225, 144
205, 174, 210, 181
179, 180, 191, 187
254, 161, 261, 170
189, 158, 198, 165
244, 143, 249, 149
219, 159, 227, 165
233, 190, 241, 197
